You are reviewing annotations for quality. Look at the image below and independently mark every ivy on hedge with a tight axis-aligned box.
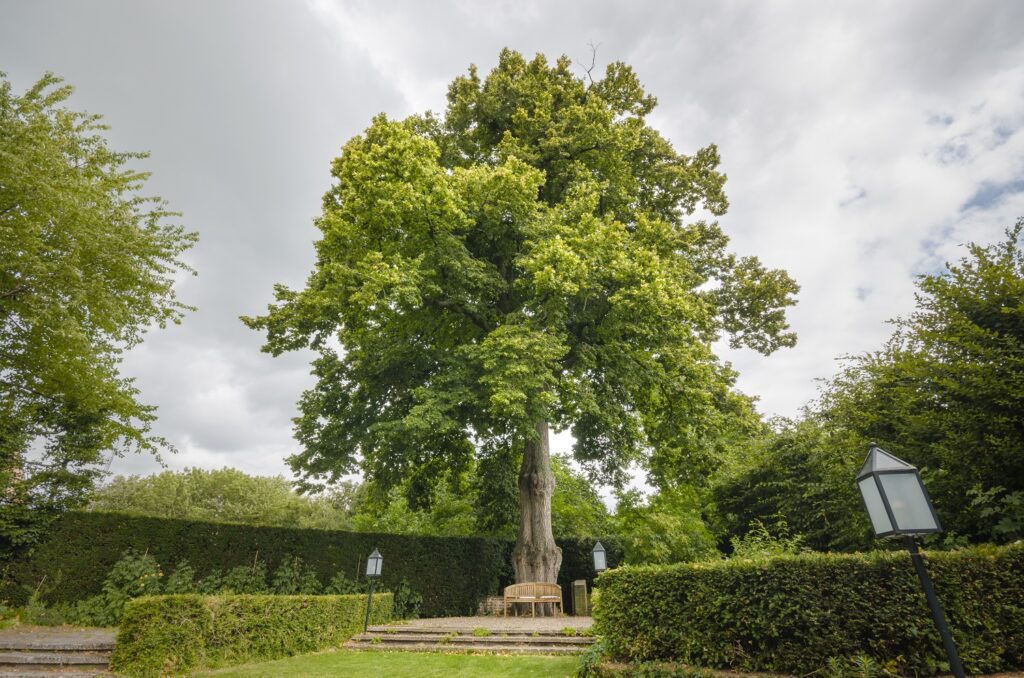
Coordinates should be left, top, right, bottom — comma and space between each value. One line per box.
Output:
594, 543, 1024, 676
0, 512, 621, 616
111, 593, 392, 676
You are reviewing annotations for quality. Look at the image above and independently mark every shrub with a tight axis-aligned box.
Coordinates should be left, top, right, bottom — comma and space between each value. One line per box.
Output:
220, 559, 269, 594
269, 555, 321, 594
20, 588, 66, 626
595, 543, 1024, 676
111, 593, 392, 676
323, 570, 361, 595
390, 578, 423, 619
1, 512, 622, 616
728, 518, 806, 560
64, 550, 163, 627
162, 561, 197, 594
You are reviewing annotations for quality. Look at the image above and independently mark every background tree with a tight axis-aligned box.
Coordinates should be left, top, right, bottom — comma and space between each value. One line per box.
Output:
245, 49, 798, 585
613, 485, 719, 564
87, 468, 357, 530
712, 222, 1024, 550
710, 418, 868, 552
0, 73, 196, 552
814, 221, 1024, 542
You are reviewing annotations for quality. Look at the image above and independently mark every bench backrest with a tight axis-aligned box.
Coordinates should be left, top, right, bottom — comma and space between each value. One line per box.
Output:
504, 582, 561, 598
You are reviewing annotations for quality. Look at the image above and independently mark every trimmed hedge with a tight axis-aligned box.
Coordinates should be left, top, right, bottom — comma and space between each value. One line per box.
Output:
1, 512, 620, 616
595, 543, 1024, 676
111, 593, 392, 676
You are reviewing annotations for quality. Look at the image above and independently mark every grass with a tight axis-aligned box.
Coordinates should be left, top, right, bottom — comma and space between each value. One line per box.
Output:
193, 648, 580, 677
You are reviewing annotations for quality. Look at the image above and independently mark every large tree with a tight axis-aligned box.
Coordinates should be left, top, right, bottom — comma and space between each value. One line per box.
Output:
245, 50, 797, 584
0, 73, 196, 549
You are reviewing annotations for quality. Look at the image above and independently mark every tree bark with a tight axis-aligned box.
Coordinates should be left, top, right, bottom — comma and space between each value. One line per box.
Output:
512, 420, 562, 615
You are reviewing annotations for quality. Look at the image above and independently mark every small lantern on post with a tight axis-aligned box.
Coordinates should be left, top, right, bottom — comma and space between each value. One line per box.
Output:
363, 548, 383, 632
856, 444, 964, 678
592, 541, 607, 573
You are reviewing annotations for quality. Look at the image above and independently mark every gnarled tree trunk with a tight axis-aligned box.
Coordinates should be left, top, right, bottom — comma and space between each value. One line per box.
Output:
512, 420, 562, 615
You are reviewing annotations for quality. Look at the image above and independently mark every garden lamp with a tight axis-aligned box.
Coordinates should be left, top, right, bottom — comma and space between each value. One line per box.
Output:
856, 443, 941, 536
592, 541, 607, 573
363, 548, 383, 632
366, 548, 383, 578
856, 444, 964, 678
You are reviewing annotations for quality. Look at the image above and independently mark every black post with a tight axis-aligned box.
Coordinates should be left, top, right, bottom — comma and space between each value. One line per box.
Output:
904, 536, 966, 678
363, 578, 376, 633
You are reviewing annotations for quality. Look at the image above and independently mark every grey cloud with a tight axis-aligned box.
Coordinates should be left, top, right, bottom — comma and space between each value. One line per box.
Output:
4, 0, 1024, 479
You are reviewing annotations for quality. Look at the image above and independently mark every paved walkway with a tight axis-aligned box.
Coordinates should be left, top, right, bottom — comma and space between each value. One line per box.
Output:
384, 615, 593, 633
350, 615, 595, 654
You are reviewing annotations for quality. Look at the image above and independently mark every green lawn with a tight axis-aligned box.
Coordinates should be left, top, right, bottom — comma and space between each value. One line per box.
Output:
193, 649, 580, 677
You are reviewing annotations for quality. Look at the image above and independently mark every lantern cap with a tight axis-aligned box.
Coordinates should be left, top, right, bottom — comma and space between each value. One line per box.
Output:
593, 541, 605, 553
857, 443, 915, 479
369, 548, 381, 559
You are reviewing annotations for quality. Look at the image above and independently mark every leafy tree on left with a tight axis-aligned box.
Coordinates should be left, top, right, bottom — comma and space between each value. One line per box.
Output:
0, 73, 197, 551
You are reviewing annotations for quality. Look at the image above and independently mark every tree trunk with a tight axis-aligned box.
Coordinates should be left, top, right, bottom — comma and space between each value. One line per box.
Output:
513, 420, 562, 615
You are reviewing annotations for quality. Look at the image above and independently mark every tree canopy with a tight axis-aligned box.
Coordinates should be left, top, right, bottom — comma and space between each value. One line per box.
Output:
714, 221, 1024, 550
245, 49, 798, 581
816, 221, 1024, 541
86, 468, 356, 530
0, 73, 196, 548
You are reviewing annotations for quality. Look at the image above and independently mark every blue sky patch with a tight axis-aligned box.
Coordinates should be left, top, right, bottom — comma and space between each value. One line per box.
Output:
961, 178, 1024, 212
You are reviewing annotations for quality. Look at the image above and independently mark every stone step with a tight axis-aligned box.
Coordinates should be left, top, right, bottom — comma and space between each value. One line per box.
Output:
0, 642, 113, 653
0, 650, 111, 677
0, 671, 109, 677
343, 640, 585, 655
0, 652, 111, 667
350, 632, 591, 646
366, 625, 590, 637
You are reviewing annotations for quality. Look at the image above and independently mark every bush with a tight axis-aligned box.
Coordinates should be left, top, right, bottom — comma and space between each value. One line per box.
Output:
1, 512, 621, 616
111, 593, 392, 676
269, 555, 321, 594
64, 550, 163, 627
390, 578, 423, 619
595, 543, 1024, 676
18, 550, 427, 626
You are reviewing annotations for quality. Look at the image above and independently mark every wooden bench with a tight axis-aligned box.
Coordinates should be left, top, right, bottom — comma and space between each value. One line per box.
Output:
503, 582, 563, 617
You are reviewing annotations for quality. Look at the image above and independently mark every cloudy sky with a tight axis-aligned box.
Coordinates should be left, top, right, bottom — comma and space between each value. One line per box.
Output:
3, 1, 1024, 484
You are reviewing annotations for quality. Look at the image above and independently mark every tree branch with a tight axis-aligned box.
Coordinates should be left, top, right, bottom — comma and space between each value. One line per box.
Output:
429, 298, 490, 332
0, 284, 30, 301
575, 42, 601, 86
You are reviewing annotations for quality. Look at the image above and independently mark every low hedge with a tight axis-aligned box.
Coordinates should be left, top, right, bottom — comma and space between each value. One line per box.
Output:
1, 511, 620, 616
111, 592, 392, 676
595, 543, 1024, 676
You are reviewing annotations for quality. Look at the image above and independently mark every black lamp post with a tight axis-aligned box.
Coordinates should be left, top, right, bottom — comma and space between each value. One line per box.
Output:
363, 548, 383, 632
592, 541, 607, 573
856, 443, 965, 678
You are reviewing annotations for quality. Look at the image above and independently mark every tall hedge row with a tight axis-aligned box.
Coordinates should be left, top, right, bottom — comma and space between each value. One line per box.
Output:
0, 512, 620, 616
595, 543, 1024, 675
112, 593, 392, 676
